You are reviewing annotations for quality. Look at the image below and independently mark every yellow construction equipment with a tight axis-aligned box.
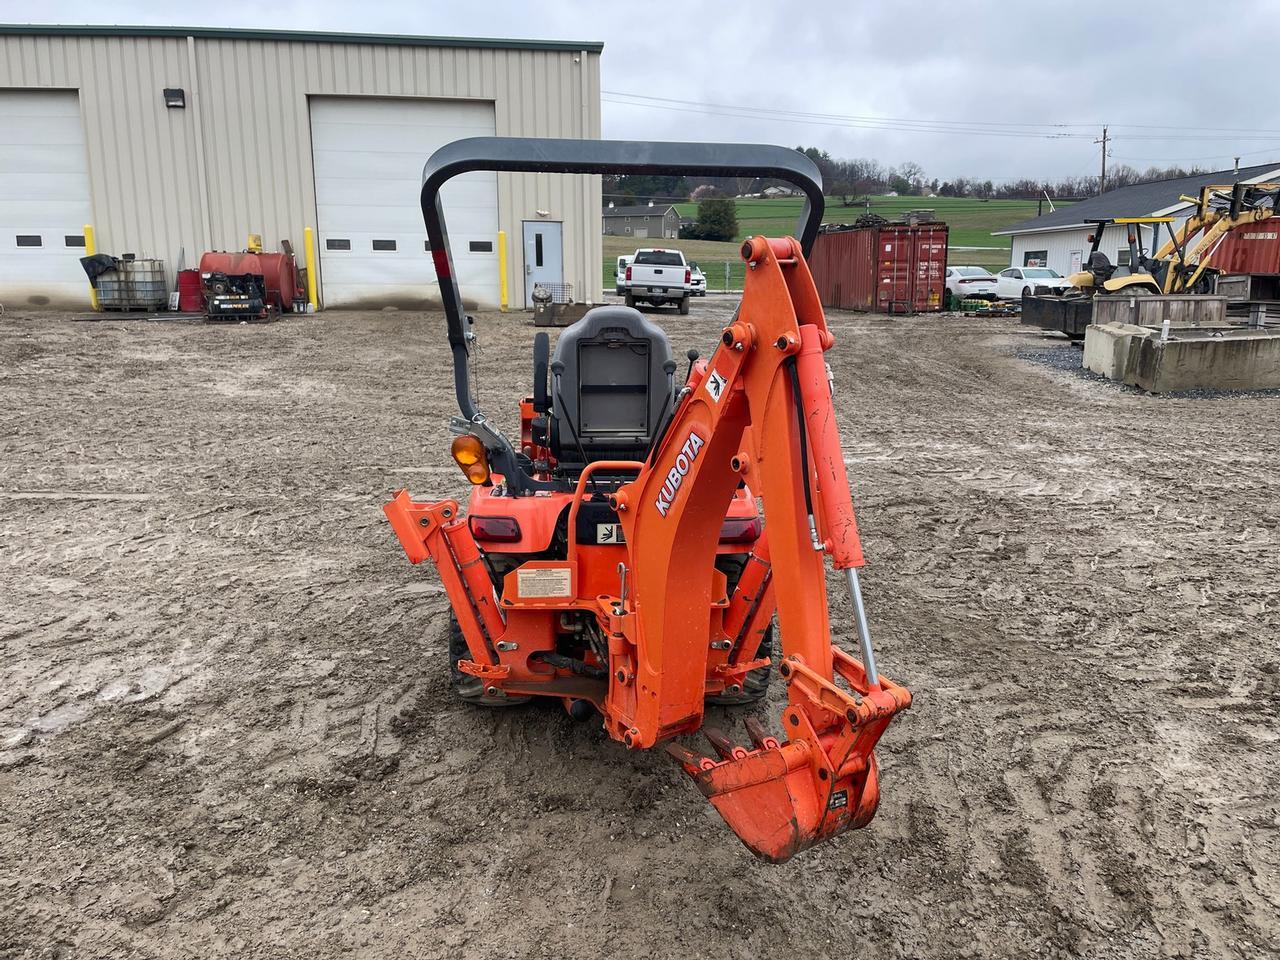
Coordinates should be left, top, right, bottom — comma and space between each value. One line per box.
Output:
1064, 217, 1172, 296
1152, 183, 1279, 293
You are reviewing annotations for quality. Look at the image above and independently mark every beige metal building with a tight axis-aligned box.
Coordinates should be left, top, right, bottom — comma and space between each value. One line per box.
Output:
0, 24, 603, 310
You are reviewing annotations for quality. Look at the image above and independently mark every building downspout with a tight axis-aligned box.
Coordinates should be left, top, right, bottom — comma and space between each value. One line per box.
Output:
580, 49, 592, 302
186, 35, 212, 252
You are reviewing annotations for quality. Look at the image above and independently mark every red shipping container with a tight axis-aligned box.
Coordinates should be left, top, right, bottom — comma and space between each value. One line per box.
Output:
810, 222, 949, 314
1207, 224, 1280, 275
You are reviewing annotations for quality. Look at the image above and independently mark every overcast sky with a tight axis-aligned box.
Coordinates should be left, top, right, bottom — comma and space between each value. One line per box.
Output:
12, 0, 1280, 182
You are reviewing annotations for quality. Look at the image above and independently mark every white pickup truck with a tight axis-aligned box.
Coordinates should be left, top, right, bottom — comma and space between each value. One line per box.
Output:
622, 248, 691, 314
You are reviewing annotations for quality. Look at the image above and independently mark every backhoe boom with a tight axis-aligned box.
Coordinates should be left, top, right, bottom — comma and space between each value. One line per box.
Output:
611, 235, 910, 860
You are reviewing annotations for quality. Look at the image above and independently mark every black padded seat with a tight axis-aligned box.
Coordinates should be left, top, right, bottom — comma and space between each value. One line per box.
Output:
549, 306, 677, 471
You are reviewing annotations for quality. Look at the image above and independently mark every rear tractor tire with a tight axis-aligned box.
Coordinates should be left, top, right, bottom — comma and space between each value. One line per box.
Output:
706, 624, 774, 706
448, 613, 530, 707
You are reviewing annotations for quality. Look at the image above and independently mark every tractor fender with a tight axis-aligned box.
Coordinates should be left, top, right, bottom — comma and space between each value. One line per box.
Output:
1102, 274, 1161, 295
465, 487, 569, 553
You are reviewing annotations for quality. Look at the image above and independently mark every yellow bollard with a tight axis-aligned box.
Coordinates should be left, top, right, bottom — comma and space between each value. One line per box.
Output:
303, 227, 319, 310
497, 229, 509, 312
83, 224, 99, 310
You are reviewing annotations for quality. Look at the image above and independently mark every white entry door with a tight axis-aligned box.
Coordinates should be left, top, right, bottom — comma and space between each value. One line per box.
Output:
310, 97, 498, 309
523, 221, 564, 305
0, 90, 94, 308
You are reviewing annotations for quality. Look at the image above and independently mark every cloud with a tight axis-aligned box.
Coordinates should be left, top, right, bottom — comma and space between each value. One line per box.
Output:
17, 0, 1280, 180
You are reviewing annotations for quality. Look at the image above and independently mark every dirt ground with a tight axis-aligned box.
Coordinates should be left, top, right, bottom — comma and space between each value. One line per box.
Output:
2, 298, 1277, 960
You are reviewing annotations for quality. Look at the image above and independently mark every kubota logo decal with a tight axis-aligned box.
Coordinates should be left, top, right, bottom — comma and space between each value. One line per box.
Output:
654, 431, 705, 518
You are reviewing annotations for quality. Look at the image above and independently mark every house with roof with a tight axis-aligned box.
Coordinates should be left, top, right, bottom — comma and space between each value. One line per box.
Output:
993, 162, 1280, 275
602, 202, 680, 240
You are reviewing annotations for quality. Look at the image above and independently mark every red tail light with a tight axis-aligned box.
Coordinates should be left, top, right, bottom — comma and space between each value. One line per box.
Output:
719, 517, 763, 543
469, 516, 522, 542
625, 266, 631, 281
684, 269, 691, 284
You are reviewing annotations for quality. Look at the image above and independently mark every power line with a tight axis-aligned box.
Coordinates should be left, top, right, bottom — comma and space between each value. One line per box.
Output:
602, 94, 1093, 140
604, 89, 1280, 137
603, 89, 1099, 133
1112, 146, 1280, 164
603, 89, 1280, 143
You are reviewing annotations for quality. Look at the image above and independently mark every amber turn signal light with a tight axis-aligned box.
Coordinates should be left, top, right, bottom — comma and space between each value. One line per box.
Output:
451, 434, 491, 485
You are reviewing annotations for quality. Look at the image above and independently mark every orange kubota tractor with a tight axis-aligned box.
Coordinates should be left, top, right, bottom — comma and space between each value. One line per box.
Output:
385, 138, 911, 862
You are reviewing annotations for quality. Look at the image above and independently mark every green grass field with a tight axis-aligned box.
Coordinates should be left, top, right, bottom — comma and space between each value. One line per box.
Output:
602, 195, 1068, 290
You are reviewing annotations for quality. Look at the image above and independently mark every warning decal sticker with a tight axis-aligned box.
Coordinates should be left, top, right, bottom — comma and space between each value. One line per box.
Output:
705, 370, 728, 403
516, 567, 573, 599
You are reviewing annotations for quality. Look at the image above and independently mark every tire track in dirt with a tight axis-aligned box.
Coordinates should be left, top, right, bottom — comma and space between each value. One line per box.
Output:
1, 307, 1278, 959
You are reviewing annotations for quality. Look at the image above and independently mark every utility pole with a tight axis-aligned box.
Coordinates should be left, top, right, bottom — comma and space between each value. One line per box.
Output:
1095, 125, 1109, 194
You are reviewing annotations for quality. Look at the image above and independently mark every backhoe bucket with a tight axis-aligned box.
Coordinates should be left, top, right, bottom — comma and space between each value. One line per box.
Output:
668, 656, 910, 863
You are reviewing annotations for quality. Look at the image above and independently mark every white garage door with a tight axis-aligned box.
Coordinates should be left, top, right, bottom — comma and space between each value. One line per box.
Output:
0, 90, 94, 308
310, 97, 498, 309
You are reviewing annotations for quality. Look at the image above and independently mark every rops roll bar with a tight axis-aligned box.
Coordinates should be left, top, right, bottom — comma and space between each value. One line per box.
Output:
420, 137, 825, 494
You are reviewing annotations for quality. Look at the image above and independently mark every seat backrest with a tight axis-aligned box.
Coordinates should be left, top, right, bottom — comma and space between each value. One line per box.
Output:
1086, 250, 1115, 281
549, 306, 676, 470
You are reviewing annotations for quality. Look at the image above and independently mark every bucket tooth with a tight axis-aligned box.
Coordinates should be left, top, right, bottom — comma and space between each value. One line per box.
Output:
664, 742, 715, 775
743, 716, 779, 751
702, 725, 747, 760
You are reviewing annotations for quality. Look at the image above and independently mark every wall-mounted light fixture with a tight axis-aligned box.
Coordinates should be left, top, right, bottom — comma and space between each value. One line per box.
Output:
163, 88, 186, 109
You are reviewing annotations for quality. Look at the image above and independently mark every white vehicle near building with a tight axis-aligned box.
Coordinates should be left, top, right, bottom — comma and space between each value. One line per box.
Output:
995, 266, 1073, 298
945, 265, 999, 301
688, 262, 707, 296
614, 255, 632, 296
624, 248, 691, 313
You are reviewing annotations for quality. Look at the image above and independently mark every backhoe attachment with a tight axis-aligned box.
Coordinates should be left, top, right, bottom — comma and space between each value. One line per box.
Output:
624, 235, 912, 861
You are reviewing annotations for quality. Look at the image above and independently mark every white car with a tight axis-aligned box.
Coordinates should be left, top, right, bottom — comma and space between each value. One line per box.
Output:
945, 266, 999, 301
995, 266, 1073, 298
688, 262, 707, 297
614, 255, 632, 296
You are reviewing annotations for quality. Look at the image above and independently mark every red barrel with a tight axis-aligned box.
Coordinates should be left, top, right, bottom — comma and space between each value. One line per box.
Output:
177, 269, 203, 312
198, 251, 301, 311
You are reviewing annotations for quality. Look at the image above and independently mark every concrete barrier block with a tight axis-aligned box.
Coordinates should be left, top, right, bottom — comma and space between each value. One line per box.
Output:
1132, 329, 1280, 393
1083, 322, 1150, 383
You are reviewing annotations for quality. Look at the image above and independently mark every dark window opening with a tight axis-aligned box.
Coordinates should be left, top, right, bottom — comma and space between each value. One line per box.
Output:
535, 233, 543, 267
64, 235, 86, 248
1022, 249, 1048, 267
424, 240, 432, 252
16, 235, 42, 247
469, 240, 493, 253
326, 238, 351, 251
372, 239, 396, 251
634, 251, 684, 266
